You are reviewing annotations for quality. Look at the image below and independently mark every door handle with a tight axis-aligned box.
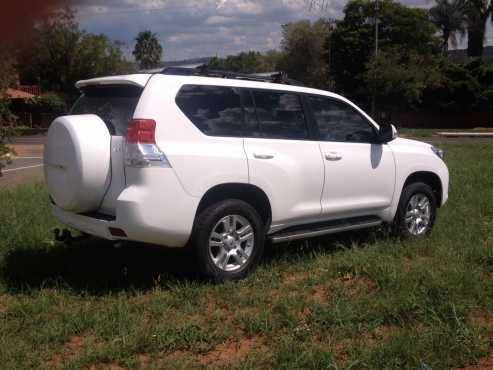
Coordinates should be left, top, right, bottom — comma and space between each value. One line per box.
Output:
325, 152, 342, 161
253, 153, 274, 160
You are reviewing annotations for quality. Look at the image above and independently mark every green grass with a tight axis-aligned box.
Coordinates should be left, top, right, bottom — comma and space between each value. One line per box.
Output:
399, 127, 493, 138
1, 143, 493, 369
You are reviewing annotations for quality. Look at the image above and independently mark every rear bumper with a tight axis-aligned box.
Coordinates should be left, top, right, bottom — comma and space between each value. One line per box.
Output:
52, 205, 117, 240
51, 167, 200, 247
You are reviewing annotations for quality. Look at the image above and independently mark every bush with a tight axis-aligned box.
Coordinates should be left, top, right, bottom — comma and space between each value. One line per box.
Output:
0, 98, 17, 174
27, 93, 66, 114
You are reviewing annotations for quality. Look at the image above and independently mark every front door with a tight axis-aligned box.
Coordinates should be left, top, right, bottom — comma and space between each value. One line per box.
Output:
306, 95, 396, 219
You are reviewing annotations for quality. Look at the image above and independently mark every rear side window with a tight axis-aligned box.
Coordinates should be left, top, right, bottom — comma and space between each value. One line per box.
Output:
252, 91, 308, 140
71, 85, 142, 136
175, 85, 244, 137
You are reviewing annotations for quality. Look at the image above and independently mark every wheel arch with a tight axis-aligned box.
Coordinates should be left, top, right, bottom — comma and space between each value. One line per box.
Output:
196, 183, 272, 227
403, 171, 443, 207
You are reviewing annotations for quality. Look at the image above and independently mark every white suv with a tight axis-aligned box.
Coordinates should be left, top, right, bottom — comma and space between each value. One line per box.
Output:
44, 68, 449, 280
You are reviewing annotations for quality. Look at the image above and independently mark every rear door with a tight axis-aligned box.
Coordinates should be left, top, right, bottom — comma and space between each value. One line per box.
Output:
307, 95, 396, 218
242, 89, 324, 228
70, 84, 144, 215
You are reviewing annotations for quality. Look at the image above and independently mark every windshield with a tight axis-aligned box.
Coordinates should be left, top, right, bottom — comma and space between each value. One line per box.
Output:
71, 85, 143, 135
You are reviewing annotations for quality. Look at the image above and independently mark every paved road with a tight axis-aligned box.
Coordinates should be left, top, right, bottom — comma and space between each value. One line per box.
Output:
10, 135, 46, 145
0, 136, 45, 190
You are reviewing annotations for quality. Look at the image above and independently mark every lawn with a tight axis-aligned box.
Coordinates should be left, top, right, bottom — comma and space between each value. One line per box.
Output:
399, 127, 493, 138
1, 143, 493, 370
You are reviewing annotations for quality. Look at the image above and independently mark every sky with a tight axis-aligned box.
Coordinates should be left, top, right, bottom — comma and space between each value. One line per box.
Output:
74, 0, 493, 62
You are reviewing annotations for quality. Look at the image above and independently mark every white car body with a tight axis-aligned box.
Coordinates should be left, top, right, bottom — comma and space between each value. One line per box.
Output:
46, 72, 449, 250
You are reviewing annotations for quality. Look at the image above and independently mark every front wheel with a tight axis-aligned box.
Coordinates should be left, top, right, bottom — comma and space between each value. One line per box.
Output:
191, 200, 265, 281
393, 182, 437, 239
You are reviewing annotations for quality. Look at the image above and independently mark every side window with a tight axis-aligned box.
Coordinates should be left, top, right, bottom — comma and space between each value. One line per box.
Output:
252, 90, 308, 140
308, 96, 376, 143
240, 90, 262, 138
175, 85, 244, 137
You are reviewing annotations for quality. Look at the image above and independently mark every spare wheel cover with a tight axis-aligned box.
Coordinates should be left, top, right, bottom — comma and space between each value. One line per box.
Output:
44, 114, 111, 213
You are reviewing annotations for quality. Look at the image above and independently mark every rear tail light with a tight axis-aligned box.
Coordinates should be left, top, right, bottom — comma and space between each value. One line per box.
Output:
126, 119, 156, 144
125, 119, 171, 168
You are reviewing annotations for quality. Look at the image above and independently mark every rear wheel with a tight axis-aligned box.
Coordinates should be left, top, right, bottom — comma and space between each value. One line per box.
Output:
393, 182, 437, 238
191, 200, 265, 281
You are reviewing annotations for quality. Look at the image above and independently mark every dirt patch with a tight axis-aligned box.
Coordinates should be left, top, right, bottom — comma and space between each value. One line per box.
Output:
283, 271, 309, 284
198, 336, 267, 367
137, 354, 152, 368
362, 325, 397, 346
470, 310, 493, 335
48, 334, 98, 368
0, 294, 12, 313
333, 338, 353, 362
453, 311, 493, 370
154, 336, 267, 369
333, 325, 398, 362
310, 284, 328, 304
453, 353, 493, 370
88, 364, 124, 370
307, 274, 376, 304
334, 273, 377, 296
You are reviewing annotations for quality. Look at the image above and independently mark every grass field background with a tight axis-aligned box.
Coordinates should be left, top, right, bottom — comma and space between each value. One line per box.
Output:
1, 143, 492, 369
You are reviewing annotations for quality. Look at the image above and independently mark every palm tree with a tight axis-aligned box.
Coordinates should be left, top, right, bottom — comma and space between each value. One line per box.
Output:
464, 0, 492, 58
430, 0, 467, 52
132, 30, 163, 70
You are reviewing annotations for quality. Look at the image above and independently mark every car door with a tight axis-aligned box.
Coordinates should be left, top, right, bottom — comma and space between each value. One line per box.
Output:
306, 95, 396, 219
242, 89, 324, 229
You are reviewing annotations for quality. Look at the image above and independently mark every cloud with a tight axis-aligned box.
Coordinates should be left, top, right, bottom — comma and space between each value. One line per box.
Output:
74, 0, 493, 61
205, 15, 236, 25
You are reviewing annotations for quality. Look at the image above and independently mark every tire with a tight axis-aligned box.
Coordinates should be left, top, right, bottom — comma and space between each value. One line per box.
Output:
393, 182, 437, 239
191, 199, 265, 281
44, 115, 111, 213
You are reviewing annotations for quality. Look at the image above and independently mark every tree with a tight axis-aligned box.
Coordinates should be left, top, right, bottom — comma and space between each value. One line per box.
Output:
430, 0, 467, 52
277, 19, 331, 88
0, 57, 18, 174
422, 59, 493, 111
330, 0, 441, 104
209, 51, 263, 73
208, 50, 283, 73
465, 0, 492, 57
133, 31, 163, 70
19, 9, 134, 101
364, 49, 443, 111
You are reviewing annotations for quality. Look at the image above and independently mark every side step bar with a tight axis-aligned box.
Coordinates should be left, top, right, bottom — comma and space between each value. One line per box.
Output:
269, 217, 382, 244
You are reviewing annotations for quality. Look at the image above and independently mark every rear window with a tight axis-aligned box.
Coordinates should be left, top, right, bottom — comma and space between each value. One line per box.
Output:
71, 85, 142, 135
175, 85, 244, 137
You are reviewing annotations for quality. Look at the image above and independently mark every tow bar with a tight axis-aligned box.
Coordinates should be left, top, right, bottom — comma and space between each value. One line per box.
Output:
53, 228, 90, 244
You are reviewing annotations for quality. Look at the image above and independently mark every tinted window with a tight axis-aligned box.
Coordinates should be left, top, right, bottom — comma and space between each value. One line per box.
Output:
241, 90, 262, 138
308, 96, 376, 143
71, 85, 142, 136
252, 91, 308, 140
176, 85, 244, 137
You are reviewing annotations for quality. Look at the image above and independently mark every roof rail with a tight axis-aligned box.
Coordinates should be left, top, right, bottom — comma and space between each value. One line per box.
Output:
160, 65, 304, 86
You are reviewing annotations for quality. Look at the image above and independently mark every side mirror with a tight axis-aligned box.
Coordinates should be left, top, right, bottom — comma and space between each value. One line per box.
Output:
377, 123, 398, 143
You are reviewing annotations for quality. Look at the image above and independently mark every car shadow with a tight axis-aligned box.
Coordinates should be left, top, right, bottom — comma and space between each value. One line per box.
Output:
1, 229, 384, 295
0, 238, 199, 295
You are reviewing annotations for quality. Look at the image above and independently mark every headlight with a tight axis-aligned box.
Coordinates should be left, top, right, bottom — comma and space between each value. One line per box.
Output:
431, 146, 444, 159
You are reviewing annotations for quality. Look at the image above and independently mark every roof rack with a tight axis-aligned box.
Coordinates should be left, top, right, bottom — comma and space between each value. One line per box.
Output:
160, 65, 304, 86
